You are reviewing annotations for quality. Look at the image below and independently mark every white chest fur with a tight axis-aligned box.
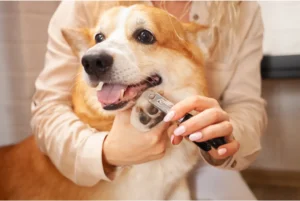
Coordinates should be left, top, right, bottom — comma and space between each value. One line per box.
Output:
90, 139, 200, 200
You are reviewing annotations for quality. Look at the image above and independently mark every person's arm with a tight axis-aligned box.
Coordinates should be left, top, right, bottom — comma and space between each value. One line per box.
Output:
31, 1, 115, 186
200, 4, 267, 170
165, 3, 267, 170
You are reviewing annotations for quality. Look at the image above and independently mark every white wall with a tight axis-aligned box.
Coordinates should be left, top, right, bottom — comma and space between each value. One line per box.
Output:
0, 2, 59, 145
259, 1, 300, 56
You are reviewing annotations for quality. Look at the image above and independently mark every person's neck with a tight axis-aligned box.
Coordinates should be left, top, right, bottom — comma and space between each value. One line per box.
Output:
151, 1, 191, 23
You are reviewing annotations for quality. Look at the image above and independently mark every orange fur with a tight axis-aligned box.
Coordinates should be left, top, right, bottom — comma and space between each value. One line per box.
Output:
72, 67, 114, 131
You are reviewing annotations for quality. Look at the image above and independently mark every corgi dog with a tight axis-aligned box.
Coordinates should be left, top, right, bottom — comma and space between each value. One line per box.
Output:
0, 4, 208, 200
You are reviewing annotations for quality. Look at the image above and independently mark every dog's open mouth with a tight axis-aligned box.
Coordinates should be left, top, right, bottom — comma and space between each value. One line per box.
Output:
97, 74, 162, 110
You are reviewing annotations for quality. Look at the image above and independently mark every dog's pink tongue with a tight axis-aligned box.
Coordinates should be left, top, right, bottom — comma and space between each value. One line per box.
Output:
97, 84, 127, 105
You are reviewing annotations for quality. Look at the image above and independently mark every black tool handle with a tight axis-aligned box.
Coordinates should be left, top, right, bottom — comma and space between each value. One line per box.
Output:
179, 113, 226, 152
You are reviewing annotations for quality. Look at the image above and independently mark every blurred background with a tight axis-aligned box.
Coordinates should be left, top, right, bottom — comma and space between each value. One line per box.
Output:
0, 1, 299, 200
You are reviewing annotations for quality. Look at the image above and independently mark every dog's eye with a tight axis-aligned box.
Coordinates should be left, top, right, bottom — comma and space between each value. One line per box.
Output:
95, 33, 105, 43
134, 29, 156, 45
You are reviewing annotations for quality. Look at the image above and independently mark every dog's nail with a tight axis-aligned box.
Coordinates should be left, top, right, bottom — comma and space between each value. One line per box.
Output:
218, 148, 227, 156
174, 125, 186, 136
171, 135, 175, 145
139, 112, 151, 125
189, 132, 203, 141
163, 111, 175, 122
148, 105, 159, 115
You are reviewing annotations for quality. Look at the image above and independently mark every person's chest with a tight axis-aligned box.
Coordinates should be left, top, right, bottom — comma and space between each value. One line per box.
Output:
190, 2, 256, 101
190, 1, 239, 100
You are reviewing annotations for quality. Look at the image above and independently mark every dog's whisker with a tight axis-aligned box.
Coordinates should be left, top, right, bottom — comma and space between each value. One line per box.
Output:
144, 78, 156, 87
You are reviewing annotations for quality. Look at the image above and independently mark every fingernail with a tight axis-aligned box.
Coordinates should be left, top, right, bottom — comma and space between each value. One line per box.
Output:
189, 132, 203, 141
218, 148, 227, 155
174, 125, 186, 136
171, 135, 175, 145
163, 111, 175, 122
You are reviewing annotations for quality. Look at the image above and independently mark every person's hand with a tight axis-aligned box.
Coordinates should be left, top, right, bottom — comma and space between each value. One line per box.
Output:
103, 109, 170, 168
163, 96, 239, 160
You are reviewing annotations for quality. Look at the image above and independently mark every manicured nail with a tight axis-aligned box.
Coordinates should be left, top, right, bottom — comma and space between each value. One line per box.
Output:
189, 132, 203, 141
218, 148, 227, 155
171, 135, 175, 145
163, 111, 175, 122
174, 125, 186, 136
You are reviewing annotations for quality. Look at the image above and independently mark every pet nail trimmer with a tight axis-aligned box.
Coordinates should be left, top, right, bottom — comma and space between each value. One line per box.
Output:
142, 90, 226, 152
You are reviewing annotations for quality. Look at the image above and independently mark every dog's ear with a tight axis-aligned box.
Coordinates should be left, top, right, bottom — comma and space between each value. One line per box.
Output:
182, 22, 208, 34
61, 28, 95, 57
182, 22, 209, 42
182, 22, 214, 58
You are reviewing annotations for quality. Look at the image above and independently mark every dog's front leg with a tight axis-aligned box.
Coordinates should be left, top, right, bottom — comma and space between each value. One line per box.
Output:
165, 178, 191, 200
130, 97, 165, 132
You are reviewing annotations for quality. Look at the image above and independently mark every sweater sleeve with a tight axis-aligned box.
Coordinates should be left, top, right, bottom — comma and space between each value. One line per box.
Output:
200, 3, 267, 170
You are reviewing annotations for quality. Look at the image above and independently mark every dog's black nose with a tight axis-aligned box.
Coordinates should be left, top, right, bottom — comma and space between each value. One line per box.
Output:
81, 53, 113, 75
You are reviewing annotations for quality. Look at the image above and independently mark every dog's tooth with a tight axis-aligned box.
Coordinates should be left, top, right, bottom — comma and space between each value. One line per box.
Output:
120, 89, 125, 99
96, 82, 104, 91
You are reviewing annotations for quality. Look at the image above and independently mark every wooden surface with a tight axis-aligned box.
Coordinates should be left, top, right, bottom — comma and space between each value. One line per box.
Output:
242, 169, 300, 200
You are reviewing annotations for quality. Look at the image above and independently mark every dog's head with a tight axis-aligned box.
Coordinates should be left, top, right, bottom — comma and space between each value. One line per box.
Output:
63, 4, 208, 115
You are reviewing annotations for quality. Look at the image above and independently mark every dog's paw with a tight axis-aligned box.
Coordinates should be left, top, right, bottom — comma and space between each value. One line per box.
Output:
131, 97, 165, 132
